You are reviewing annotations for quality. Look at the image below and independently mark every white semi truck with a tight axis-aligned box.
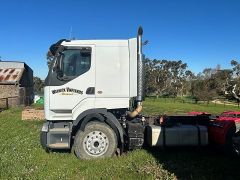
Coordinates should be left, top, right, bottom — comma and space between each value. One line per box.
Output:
40, 27, 239, 159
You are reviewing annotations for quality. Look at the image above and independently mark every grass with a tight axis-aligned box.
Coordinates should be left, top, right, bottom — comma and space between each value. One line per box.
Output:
0, 99, 240, 179
143, 97, 240, 115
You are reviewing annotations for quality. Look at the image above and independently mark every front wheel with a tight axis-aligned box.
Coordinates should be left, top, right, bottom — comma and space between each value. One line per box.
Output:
74, 121, 117, 159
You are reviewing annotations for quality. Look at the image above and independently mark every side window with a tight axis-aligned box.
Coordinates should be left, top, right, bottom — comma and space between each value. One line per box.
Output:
62, 48, 91, 77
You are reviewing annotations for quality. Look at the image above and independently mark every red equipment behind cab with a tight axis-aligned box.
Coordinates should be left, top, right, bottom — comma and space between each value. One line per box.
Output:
217, 111, 240, 130
208, 119, 235, 146
188, 111, 240, 155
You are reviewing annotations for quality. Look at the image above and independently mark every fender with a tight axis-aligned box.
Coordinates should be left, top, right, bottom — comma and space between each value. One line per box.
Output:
209, 120, 236, 145
104, 112, 125, 146
79, 113, 105, 131
73, 108, 125, 151
73, 108, 107, 126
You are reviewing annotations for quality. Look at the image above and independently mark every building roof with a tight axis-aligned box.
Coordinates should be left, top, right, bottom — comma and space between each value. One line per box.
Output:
0, 61, 25, 84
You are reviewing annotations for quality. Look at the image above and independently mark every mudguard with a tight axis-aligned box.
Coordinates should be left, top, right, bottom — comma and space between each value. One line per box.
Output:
73, 109, 125, 152
208, 120, 236, 145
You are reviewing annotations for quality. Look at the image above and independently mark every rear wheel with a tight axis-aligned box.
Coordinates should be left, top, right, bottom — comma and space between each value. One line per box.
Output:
225, 127, 240, 156
232, 133, 240, 156
74, 121, 117, 159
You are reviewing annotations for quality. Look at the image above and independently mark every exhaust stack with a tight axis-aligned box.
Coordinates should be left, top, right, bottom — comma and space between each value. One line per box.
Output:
129, 26, 144, 118
136, 26, 143, 104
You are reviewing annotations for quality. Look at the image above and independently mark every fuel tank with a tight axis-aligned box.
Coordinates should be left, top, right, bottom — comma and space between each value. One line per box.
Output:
146, 125, 208, 147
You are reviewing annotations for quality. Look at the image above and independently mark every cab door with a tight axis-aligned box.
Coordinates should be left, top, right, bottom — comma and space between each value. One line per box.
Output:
48, 45, 95, 115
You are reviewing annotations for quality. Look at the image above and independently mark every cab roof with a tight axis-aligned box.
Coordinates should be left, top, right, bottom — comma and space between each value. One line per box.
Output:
61, 38, 136, 47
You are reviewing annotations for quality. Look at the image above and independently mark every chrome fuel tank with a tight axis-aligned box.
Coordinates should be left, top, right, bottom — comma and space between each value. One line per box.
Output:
146, 125, 208, 147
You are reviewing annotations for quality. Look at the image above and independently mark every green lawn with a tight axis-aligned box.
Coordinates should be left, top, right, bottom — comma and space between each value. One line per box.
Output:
1, 99, 240, 179
143, 97, 240, 115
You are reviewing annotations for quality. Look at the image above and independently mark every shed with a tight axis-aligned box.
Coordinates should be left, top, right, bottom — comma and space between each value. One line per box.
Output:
0, 61, 34, 107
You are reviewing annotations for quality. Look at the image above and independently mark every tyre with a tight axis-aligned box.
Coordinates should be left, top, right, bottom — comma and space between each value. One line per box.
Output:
225, 127, 240, 156
74, 121, 117, 159
232, 135, 240, 156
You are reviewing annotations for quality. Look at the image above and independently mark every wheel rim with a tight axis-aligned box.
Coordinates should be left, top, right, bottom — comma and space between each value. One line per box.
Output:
83, 130, 109, 157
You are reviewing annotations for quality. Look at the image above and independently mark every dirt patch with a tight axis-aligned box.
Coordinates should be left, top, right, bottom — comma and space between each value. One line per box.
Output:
22, 108, 45, 120
212, 99, 239, 106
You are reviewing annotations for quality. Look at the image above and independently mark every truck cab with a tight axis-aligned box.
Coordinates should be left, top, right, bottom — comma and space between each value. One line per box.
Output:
41, 27, 145, 159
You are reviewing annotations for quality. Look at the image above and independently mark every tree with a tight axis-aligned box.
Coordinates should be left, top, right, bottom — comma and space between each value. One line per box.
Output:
225, 59, 240, 101
181, 70, 195, 96
191, 78, 217, 103
33, 76, 44, 94
190, 66, 223, 102
212, 69, 232, 95
168, 60, 188, 96
145, 59, 190, 97
231, 60, 240, 76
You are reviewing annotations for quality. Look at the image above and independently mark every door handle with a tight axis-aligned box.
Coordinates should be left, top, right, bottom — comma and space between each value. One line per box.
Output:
86, 87, 95, 95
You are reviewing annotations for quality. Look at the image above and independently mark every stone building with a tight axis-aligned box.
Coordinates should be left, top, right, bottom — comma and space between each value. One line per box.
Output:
0, 61, 34, 107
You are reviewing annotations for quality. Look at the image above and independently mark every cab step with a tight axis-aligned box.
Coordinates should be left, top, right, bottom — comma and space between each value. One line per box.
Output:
49, 143, 69, 149
46, 122, 72, 150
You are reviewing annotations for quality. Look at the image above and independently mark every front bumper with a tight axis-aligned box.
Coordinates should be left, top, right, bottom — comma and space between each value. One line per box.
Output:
40, 121, 72, 150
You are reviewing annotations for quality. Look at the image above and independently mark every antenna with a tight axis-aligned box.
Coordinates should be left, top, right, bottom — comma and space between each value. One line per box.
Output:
69, 26, 73, 40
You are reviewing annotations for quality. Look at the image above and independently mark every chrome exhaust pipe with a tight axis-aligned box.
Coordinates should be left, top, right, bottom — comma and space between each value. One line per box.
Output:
136, 26, 143, 105
129, 26, 143, 118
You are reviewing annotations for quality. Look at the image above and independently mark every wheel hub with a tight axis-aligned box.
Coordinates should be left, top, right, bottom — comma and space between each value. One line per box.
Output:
83, 130, 109, 156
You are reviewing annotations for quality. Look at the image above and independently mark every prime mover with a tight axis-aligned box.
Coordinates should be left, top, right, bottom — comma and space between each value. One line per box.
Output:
41, 27, 240, 159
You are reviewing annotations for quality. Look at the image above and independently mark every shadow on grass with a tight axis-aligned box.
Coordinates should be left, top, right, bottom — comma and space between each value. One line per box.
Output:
47, 149, 72, 154
145, 146, 240, 179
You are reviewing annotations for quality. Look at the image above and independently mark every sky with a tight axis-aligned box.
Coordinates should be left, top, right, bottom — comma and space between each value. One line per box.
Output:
0, 0, 240, 79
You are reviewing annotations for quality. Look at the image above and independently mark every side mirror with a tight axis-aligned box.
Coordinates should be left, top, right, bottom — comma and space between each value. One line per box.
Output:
52, 63, 63, 78
52, 50, 65, 80
52, 64, 58, 71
